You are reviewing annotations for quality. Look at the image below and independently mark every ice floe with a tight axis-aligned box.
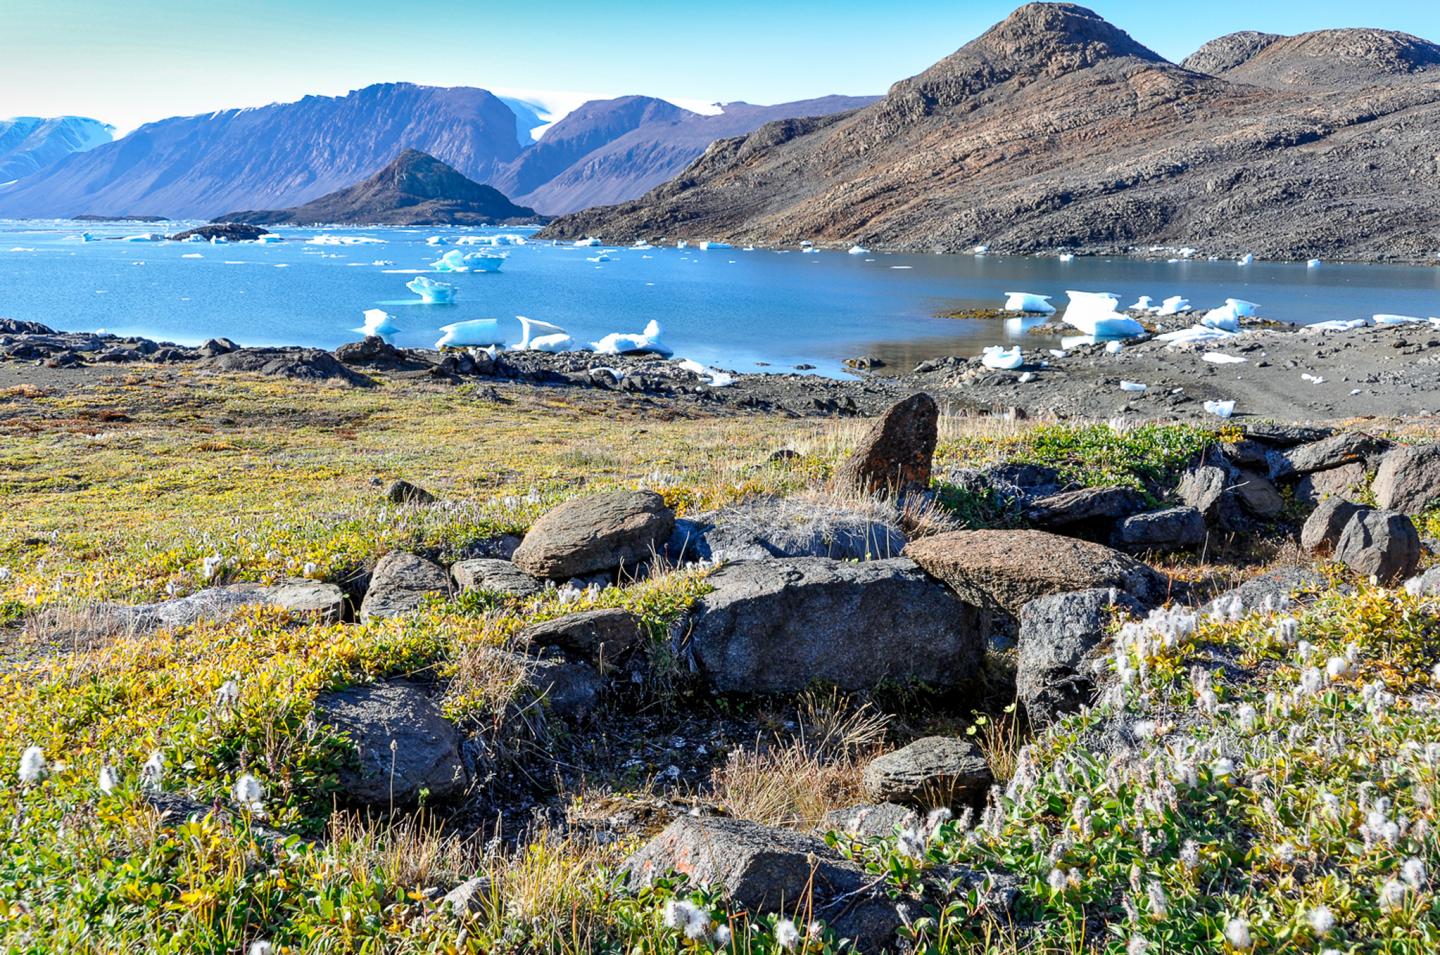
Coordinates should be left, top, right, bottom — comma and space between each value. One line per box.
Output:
1057, 253, 1075, 262
1003, 292, 1055, 314
515, 316, 573, 353
980, 346, 1023, 370
181, 252, 203, 259
1307, 258, 1323, 269
574, 237, 602, 248
1061, 291, 1145, 338
1129, 295, 1155, 312
357, 308, 400, 336
592, 319, 671, 356
435, 319, 503, 348
456, 233, 527, 246
308, 235, 385, 246
255, 234, 283, 244
431, 249, 505, 273
677, 358, 735, 387
698, 241, 731, 250
847, 245, 869, 256
426, 236, 449, 246
406, 276, 457, 304
121, 233, 162, 242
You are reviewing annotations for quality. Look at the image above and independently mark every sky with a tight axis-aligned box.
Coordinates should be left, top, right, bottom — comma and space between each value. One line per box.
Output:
4, 0, 1439, 134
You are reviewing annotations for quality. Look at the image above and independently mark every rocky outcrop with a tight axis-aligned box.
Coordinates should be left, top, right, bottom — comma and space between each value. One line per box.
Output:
359, 552, 451, 620
1267, 433, 1389, 480
861, 737, 993, 807
834, 393, 938, 496
511, 490, 675, 579
685, 558, 987, 693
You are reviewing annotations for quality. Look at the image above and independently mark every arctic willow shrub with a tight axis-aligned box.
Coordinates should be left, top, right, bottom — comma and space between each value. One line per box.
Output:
838, 584, 1440, 952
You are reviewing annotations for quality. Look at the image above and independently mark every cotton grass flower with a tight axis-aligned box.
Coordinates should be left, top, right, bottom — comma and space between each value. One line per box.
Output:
712, 924, 731, 946
1402, 857, 1426, 887
248, 943, 273, 955
774, 918, 801, 950
1224, 917, 1253, 950
1380, 879, 1408, 910
232, 773, 265, 812
1127, 937, 1149, 955
1307, 905, 1335, 935
98, 764, 119, 795
18, 745, 47, 784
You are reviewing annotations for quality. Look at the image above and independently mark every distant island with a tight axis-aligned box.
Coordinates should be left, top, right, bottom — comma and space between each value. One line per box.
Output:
212, 150, 543, 227
73, 214, 170, 223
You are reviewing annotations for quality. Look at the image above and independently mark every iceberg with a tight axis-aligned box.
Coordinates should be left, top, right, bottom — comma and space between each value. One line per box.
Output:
1204, 400, 1236, 418
121, 233, 162, 242
514, 316, 573, 353
1373, 314, 1426, 325
357, 308, 400, 336
1157, 296, 1191, 316
973, 244, 989, 255
1129, 295, 1155, 312
676, 240, 689, 249
435, 319, 503, 348
677, 358, 735, 387
431, 249, 505, 273
574, 237, 602, 248
591, 319, 671, 356
426, 236, 449, 246
980, 346, 1023, 370
255, 234, 282, 243
1061, 290, 1145, 339
1057, 253, 1075, 262
406, 276, 458, 304
847, 245, 869, 255
698, 241, 731, 250
1238, 254, 1255, 266
1157, 325, 1236, 346
1307, 258, 1323, 269
1003, 292, 1056, 314
308, 235, 385, 246
586, 254, 611, 263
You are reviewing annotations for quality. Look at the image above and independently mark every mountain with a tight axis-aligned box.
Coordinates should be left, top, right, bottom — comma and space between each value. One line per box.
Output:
539, 3, 1440, 263
0, 84, 523, 220
0, 116, 113, 185
0, 85, 874, 220
213, 150, 539, 225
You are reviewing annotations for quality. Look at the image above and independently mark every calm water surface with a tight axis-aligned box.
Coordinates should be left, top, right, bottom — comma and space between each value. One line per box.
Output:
2, 221, 1438, 376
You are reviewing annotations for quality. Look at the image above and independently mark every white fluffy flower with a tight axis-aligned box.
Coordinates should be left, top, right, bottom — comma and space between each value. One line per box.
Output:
98, 764, 118, 795
1307, 905, 1335, 935
1402, 857, 1427, 888
774, 918, 801, 950
248, 943, 273, 955
1127, 937, 1149, 955
232, 773, 265, 810
1224, 917, 1253, 950
1380, 879, 1408, 910
1325, 656, 1352, 682
712, 924, 731, 946
19, 745, 47, 784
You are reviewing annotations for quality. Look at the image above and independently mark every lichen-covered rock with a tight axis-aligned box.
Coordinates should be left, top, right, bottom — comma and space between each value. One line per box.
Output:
451, 558, 543, 597
1017, 588, 1144, 727
1334, 509, 1421, 584
359, 552, 451, 620
385, 479, 436, 505
113, 579, 345, 630
819, 803, 920, 839
861, 736, 992, 807
1373, 444, 1440, 515
834, 393, 938, 496
511, 490, 674, 579
668, 496, 907, 564
1267, 432, 1389, 480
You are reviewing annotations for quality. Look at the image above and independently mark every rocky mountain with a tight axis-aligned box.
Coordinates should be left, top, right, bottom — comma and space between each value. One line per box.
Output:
540, 3, 1440, 263
0, 116, 113, 185
213, 150, 539, 226
0, 85, 874, 220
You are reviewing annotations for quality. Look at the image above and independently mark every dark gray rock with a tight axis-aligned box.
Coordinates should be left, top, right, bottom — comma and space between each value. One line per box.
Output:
1231, 469, 1284, 519
1112, 507, 1207, 553
451, 558, 543, 597
1334, 509, 1422, 584
834, 393, 938, 496
1267, 432, 1389, 480
359, 552, 451, 620
112, 579, 344, 630
862, 736, 992, 808
519, 608, 646, 661
1300, 498, 1366, 557
314, 680, 466, 806
439, 877, 492, 916
819, 803, 920, 839
1024, 486, 1146, 531
1204, 567, 1328, 616
511, 490, 675, 579
668, 497, 907, 565
1017, 588, 1144, 727
1295, 462, 1368, 507
516, 651, 606, 721
983, 462, 1065, 501
198, 347, 371, 385
1220, 439, 1270, 468
1245, 424, 1333, 448
385, 479, 436, 505
686, 557, 986, 693
1373, 444, 1440, 515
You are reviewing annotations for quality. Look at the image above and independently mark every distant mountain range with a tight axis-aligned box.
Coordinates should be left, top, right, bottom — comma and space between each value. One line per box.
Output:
0, 84, 876, 220
0, 116, 113, 185
542, 3, 1440, 263
214, 150, 539, 226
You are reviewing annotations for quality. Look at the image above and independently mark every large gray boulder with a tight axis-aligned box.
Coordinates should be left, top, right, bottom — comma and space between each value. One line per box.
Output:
113, 579, 345, 630
359, 552, 451, 620
1300, 498, 1366, 557
479, 648, 607, 722
1295, 462, 1368, 507
669, 496, 907, 565
1111, 507, 1206, 553
313, 680, 466, 806
862, 737, 992, 807
1267, 432, 1389, 480
904, 529, 1165, 618
451, 558, 543, 598
1373, 444, 1440, 515
519, 608, 646, 662
834, 393, 938, 496
685, 558, 986, 693
1334, 509, 1422, 584
1017, 588, 1144, 727
511, 490, 674, 579
1023, 486, 1146, 533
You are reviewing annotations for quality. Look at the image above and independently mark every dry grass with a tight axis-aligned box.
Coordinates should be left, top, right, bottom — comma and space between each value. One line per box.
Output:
329, 810, 486, 891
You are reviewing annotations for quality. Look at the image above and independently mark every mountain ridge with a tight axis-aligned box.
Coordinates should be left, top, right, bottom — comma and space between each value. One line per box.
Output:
0, 116, 114, 184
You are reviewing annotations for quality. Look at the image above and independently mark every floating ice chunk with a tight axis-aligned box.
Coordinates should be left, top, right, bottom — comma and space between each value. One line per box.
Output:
255, 234, 282, 244
1303, 319, 1369, 333
426, 236, 449, 246
1179, 247, 1198, 258
1238, 254, 1255, 266
431, 249, 506, 273
121, 233, 162, 242
435, 319, 503, 348
677, 358, 735, 387
847, 244, 869, 255
1373, 314, 1426, 325
676, 240, 689, 249
1203, 352, 1246, 364
890, 265, 913, 270
514, 316, 574, 352
698, 241, 731, 250
406, 276, 457, 304
1204, 399, 1236, 418
592, 319, 671, 356
1062, 291, 1145, 338
1057, 253, 1075, 262
1129, 295, 1155, 312
973, 244, 989, 255
181, 252, 203, 259
572, 237, 602, 248
980, 346, 1023, 370
586, 254, 610, 263
1157, 296, 1191, 316
1120, 381, 1147, 392
357, 308, 399, 336
1307, 258, 1323, 269
308, 235, 385, 246
1003, 292, 1055, 314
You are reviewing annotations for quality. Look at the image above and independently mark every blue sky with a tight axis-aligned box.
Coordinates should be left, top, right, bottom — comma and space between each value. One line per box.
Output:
4, 0, 1438, 133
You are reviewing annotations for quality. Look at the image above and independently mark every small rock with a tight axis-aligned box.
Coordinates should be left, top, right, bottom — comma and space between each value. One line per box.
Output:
1300, 498, 1366, 557
519, 608, 646, 661
1024, 486, 1146, 534
1204, 567, 1327, 616
1231, 469, 1284, 519
451, 558, 542, 597
385, 479, 436, 505
834, 393, 938, 496
862, 736, 992, 808
511, 490, 675, 579
1111, 507, 1207, 553
359, 552, 451, 620
1334, 509, 1422, 584
1373, 444, 1440, 515
439, 876, 492, 916
1404, 567, 1440, 597
1295, 462, 1368, 507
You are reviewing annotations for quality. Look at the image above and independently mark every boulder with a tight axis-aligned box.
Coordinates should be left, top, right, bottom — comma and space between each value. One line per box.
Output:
1334, 510, 1422, 584
1231, 469, 1284, 519
983, 462, 1065, 501
685, 558, 986, 693
439, 877, 492, 916
359, 552, 451, 620
313, 680, 466, 806
1204, 567, 1327, 616
861, 737, 992, 807
1300, 498, 1366, 557
487, 649, 606, 722
1373, 444, 1440, 515
1267, 432, 1389, 480
519, 608, 646, 661
819, 803, 920, 839
1023, 486, 1146, 533
198, 347, 371, 385
1177, 464, 1243, 529
113, 579, 345, 630
668, 496, 906, 565
904, 529, 1166, 618
1405, 567, 1440, 597
385, 479, 436, 505
511, 490, 674, 579
451, 558, 543, 597
1111, 507, 1207, 553
1295, 462, 1368, 507
1220, 439, 1269, 468
834, 393, 938, 496
1244, 424, 1333, 448
1017, 588, 1145, 727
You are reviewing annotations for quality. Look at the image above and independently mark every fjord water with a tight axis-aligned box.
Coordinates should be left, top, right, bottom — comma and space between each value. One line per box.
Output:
3, 221, 1438, 376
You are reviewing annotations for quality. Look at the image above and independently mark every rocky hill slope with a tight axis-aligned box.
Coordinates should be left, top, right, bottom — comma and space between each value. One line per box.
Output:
540, 3, 1440, 262
213, 150, 539, 226
0, 116, 113, 184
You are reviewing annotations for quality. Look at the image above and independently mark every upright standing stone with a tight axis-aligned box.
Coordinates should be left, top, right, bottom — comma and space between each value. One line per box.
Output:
835, 393, 938, 496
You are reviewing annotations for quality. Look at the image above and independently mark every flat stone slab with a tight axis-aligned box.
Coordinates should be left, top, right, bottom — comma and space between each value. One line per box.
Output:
111, 579, 344, 630
862, 736, 993, 807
